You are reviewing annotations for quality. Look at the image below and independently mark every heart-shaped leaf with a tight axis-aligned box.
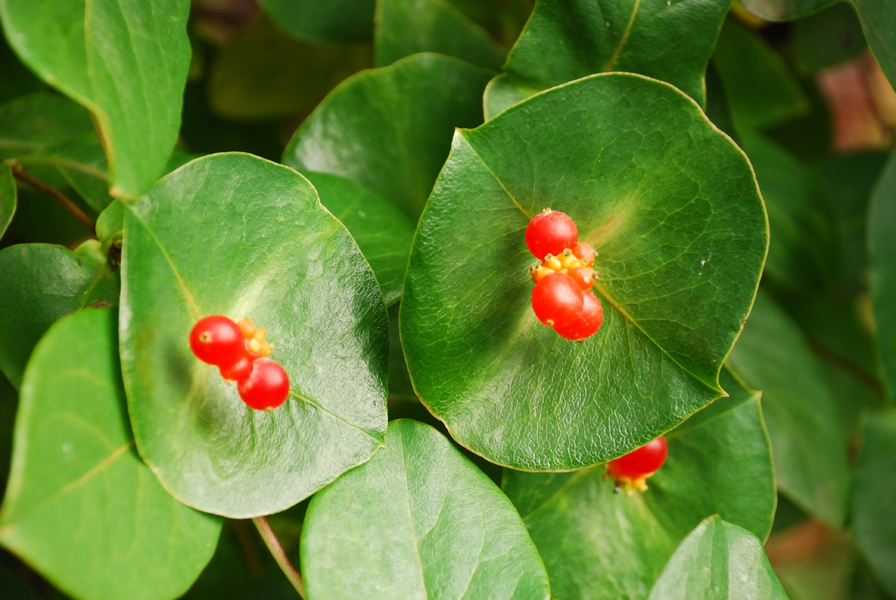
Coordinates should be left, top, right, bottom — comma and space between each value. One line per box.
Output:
727, 291, 850, 527
0, 241, 119, 388
283, 53, 493, 222
0, 163, 14, 237
401, 73, 768, 470
739, 0, 836, 20
868, 150, 896, 398
852, 409, 896, 596
301, 419, 550, 599
853, 0, 896, 88
0, 308, 222, 600
120, 153, 389, 518
483, 0, 730, 119
303, 171, 415, 306
0, 0, 191, 197
647, 516, 789, 600
257, 0, 376, 43
502, 368, 775, 599
375, 0, 506, 70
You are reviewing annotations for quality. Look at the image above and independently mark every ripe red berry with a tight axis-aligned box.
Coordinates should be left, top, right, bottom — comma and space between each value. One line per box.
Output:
607, 436, 669, 480
573, 242, 596, 266
238, 358, 290, 410
526, 209, 578, 260
555, 291, 603, 340
190, 316, 245, 367
219, 355, 253, 382
531, 272, 584, 329
567, 267, 596, 291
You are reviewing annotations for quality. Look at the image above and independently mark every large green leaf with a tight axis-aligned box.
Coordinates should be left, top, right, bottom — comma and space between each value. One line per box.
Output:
120, 153, 389, 518
303, 171, 415, 306
0, 374, 15, 499
502, 369, 775, 600
483, 0, 731, 119
647, 516, 789, 600
853, 0, 896, 88
0, 241, 119, 389
852, 409, 896, 597
401, 73, 768, 470
0, 162, 14, 237
283, 53, 493, 222
0, 308, 222, 600
375, 0, 506, 70
0, 0, 191, 197
727, 291, 850, 527
868, 150, 896, 398
257, 0, 375, 43
739, 0, 836, 20
301, 419, 550, 599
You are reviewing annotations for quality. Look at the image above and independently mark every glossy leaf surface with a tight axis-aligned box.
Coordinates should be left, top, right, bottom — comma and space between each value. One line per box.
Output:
257, 0, 376, 43
401, 73, 768, 470
868, 150, 896, 398
304, 172, 415, 306
375, 0, 505, 70
283, 53, 494, 221
120, 153, 389, 518
647, 516, 789, 600
0, 241, 119, 389
727, 292, 849, 527
483, 0, 731, 119
739, 0, 836, 20
852, 409, 896, 596
502, 369, 774, 599
0, 308, 221, 600
0, 0, 191, 197
301, 419, 550, 600
0, 163, 14, 237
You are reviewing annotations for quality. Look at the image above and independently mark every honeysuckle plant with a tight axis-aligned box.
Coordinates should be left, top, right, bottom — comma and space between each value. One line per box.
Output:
0, 0, 894, 599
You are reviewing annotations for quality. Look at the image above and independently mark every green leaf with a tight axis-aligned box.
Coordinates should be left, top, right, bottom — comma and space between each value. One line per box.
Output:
793, 2, 866, 73
301, 419, 550, 599
0, 374, 16, 499
647, 516, 790, 600
739, 0, 837, 20
869, 150, 896, 399
256, 0, 376, 43
303, 172, 415, 306
207, 16, 372, 121
712, 19, 809, 131
502, 369, 775, 599
482, 0, 731, 119
853, 0, 896, 88
0, 241, 119, 389
119, 153, 389, 518
283, 53, 493, 222
852, 409, 896, 597
727, 291, 850, 527
401, 73, 768, 470
375, 0, 506, 70
0, 308, 222, 600
388, 303, 415, 400
0, 163, 14, 237
0, 0, 192, 197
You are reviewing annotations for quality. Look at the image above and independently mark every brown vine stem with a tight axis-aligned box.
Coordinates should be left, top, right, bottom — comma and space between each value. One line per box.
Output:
252, 516, 306, 599
10, 163, 96, 233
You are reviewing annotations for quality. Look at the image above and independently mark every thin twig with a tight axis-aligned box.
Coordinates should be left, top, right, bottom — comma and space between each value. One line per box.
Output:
231, 519, 264, 577
10, 163, 95, 233
252, 516, 306, 599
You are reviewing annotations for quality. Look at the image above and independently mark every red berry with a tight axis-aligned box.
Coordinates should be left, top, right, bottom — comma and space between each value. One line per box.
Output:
526, 209, 578, 260
190, 316, 245, 367
607, 436, 669, 480
567, 267, 596, 291
219, 355, 253, 382
573, 242, 596, 266
555, 291, 603, 340
238, 358, 290, 410
531, 273, 584, 329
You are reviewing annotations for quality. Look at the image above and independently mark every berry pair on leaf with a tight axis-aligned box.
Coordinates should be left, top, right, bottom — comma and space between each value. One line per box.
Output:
189, 315, 289, 410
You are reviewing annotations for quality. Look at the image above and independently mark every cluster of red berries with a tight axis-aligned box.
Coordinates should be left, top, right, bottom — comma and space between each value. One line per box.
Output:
526, 209, 604, 340
605, 436, 669, 495
189, 315, 290, 411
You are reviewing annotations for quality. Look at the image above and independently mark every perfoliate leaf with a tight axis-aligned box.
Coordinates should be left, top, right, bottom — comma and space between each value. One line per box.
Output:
502, 369, 775, 599
0, 0, 191, 197
301, 419, 550, 599
483, 0, 731, 119
646, 516, 790, 600
727, 291, 850, 527
0, 308, 222, 600
401, 73, 768, 470
0, 163, 15, 237
120, 153, 389, 518
868, 150, 896, 399
0, 241, 119, 388
256, 0, 376, 43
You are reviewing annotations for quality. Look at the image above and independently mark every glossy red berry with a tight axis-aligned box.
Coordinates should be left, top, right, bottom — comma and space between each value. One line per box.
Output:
567, 267, 596, 291
573, 242, 596, 266
526, 209, 578, 260
238, 358, 290, 410
219, 355, 253, 382
607, 436, 669, 480
531, 273, 584, 329
555, 291, 603, 340
190, 316, 245, 367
